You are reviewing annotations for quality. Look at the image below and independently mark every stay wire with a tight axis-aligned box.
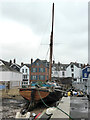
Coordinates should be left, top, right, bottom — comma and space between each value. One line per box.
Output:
45, 47, 49, 60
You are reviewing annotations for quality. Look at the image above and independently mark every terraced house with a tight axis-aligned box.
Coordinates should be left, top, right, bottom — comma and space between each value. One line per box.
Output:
30, 59, 49, 83
20, 63, 31, 86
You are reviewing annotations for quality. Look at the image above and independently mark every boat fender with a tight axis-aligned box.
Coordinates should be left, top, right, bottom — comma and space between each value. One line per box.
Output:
45, 107, 56, 116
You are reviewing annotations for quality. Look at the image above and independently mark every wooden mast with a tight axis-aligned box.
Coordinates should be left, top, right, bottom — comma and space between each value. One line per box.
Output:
49, 3, 54, 81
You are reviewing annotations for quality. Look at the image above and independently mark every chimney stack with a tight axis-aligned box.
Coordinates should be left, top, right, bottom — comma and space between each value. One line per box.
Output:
31, 58, 33, 64
21, 62, 24, 66
13, 59, 16, 63
9, 60, 12, 65
53, 60, 55, 64
58, 62, 60, 66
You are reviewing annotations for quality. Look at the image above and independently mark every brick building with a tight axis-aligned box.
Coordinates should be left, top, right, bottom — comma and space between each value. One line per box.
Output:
30, 59, 49, 83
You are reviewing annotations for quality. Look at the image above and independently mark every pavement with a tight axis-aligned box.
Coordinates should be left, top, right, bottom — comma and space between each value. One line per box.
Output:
37, 96, 90, 120
70, 97, 89, 120
50, 97, 70, 119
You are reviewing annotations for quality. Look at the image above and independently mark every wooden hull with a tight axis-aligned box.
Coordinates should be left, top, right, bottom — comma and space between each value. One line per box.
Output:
19, 87, 62, 103
19, 88, 49, 102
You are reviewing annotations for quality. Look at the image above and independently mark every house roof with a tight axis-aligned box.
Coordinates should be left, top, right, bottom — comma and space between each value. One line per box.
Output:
52, 63, 68, 71
82, 65, 90, 70
31, 58, 49, 68
0, 59, 21, 73
10, 63, 21, 68
0, 59, 11, 66
67, 62, 84, 68
21, 64, 31, 68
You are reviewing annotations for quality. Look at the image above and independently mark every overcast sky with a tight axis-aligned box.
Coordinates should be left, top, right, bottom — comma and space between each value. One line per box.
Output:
0, 0, 88, 65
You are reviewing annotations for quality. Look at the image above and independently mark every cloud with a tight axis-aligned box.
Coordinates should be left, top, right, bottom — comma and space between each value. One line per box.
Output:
0, 0, 88, 64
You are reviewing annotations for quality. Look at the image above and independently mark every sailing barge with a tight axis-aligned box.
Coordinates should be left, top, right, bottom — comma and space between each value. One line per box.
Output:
19, 3, 62, 111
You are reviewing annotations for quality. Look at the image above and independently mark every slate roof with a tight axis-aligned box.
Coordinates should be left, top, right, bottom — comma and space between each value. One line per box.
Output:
0, 59, 21, 73
10, 63, 21, 68
67, 62, 84, 68
31, 58, 49, 68
21, 64, 31, 68
52, 63, 69, 71
41, 59, 49, 68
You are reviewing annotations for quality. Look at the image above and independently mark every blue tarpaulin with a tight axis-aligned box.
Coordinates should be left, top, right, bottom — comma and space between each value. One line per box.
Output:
0, 85, 5, 90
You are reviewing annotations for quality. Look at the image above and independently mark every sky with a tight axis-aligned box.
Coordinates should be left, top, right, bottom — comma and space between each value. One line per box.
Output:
0, 0, 88, 65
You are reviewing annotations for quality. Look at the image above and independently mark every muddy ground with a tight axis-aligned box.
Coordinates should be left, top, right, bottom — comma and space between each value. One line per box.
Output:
0, 96, 57, 119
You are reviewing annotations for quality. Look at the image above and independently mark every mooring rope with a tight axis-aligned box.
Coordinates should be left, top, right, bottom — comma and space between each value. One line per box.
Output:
37, 89, 73, 120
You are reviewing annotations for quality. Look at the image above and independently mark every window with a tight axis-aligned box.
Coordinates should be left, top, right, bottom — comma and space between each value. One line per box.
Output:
39, 68, 45, 72
61, 66, 63, 69
13, 66, 16, 69
84, 73, 87, 77
26, 69, 27, 73
87, 68, 90, 72
31, 75, 37, 80
72, 73, 74, 78
71, 69, 74, 72
39, 75, 45, 80
22, 69, 24, 73
62, 71, 65, 76
36, 62, 39, 66
71, 65, 74, 68
23, 75, 27, 79
32, 68, 37, 72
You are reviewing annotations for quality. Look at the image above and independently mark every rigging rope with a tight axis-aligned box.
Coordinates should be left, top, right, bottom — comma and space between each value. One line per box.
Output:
45, 47, 49, 60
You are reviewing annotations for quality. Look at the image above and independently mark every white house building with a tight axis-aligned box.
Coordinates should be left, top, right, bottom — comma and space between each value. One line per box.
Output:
66, 62, 83, 83
20, 64, 30, 86
52, 62, 68, 78
0, 59, 22, 88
